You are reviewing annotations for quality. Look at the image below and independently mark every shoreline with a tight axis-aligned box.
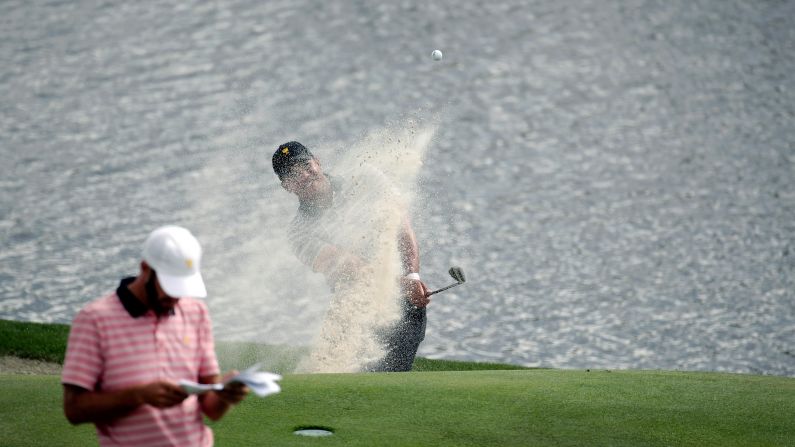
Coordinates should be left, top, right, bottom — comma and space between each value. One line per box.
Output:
0, 355, 62, 375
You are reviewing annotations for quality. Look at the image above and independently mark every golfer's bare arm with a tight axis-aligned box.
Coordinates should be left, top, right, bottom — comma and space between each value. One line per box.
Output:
63, 381, 187, 425
398, 215, 430, 306
398, 215, 420, 274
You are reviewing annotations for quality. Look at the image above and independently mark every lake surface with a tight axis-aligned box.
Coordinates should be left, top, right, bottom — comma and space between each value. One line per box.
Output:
1, 0, 794, 376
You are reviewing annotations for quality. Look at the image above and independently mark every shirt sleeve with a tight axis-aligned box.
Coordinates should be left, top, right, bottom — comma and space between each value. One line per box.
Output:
61, 309, 103, 390
197, 301, 220, 378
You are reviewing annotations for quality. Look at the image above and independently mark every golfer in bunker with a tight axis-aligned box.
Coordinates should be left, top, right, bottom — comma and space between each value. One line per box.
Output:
273, 141, 430, 372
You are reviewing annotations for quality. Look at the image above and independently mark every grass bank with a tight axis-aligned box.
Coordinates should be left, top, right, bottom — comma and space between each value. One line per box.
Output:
0, 319, 70, 363
0, 318, 525, 373
2, 319, 794, 446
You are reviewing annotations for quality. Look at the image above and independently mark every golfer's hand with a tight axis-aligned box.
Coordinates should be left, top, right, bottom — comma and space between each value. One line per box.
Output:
402, 278, 430, 308
138, 381, 188, 408
216, 371, 249, 405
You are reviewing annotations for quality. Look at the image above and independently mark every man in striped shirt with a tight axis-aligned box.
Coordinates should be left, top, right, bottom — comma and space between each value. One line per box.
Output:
62, 226, 248, 446
272, 141, 431, 372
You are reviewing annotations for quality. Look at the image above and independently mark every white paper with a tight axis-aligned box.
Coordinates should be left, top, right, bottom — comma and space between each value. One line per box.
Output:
178, 363, 282, 398
178, 380, 223, 395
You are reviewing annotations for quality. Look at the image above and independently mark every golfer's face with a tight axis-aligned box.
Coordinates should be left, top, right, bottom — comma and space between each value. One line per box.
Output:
152, 277, 179, 311
283, 158, 324, 197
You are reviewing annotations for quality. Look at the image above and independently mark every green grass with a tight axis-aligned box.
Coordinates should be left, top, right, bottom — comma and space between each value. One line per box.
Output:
2, 370, 794, 446
2, 319, 794, 446
0, 319, 70, 363
0, 375, 96, 446
212, 370, 795, 447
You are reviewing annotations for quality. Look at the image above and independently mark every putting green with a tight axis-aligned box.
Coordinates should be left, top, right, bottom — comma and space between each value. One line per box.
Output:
213, 370, 795, 446
5, 369, 793, 446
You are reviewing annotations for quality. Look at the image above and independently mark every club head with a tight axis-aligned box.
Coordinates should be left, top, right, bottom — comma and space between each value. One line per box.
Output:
448, 266, 466, 283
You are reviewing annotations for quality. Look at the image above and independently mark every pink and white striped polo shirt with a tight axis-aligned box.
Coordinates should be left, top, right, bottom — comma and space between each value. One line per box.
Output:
62, 285, 220, 447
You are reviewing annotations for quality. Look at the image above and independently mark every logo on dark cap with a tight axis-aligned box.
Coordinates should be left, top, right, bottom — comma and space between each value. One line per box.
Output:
273, 141, 314, 179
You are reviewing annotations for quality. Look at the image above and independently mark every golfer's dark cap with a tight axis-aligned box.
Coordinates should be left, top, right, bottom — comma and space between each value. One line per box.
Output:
273, 141, 314, 180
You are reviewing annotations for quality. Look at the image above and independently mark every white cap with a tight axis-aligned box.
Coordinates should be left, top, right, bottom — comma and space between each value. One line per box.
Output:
142, 225, 207, 298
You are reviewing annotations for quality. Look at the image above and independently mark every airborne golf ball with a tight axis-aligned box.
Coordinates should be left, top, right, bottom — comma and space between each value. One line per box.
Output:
431, 50, 443, 61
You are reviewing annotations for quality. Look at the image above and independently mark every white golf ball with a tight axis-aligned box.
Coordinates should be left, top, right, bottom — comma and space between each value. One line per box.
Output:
431, 50, 443, 61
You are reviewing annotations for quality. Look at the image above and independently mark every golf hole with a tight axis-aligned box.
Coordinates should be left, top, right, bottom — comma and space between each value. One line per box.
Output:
293, 426, 334, 437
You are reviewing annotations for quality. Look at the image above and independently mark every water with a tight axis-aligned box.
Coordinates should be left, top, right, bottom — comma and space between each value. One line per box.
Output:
1, 0, 793, 376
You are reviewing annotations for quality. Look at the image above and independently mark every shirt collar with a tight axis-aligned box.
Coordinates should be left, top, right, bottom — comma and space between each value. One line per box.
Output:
116, 277, 149, 318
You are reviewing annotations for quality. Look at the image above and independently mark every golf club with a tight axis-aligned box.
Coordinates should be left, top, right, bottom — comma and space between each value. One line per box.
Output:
425, 266, 466, 296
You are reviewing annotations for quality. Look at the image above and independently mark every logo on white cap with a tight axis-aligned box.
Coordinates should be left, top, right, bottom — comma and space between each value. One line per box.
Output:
142, 225, 207, 298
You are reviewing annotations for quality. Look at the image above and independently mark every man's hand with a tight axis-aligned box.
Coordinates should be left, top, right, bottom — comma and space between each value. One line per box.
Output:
137, 381, 189, 408
216, 371, 249, 405
64, 382, 184, 425
402, 277, 430, 308
199, 371, 249, 421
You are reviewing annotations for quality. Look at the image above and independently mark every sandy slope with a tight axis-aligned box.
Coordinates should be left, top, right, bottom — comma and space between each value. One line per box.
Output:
0, 356, 62, 375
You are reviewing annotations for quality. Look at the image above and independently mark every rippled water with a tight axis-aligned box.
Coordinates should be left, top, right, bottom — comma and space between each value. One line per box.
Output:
1, 0, 793, 376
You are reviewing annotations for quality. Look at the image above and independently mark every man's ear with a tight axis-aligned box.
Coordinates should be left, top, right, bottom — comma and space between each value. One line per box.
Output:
140, 261, 151, 276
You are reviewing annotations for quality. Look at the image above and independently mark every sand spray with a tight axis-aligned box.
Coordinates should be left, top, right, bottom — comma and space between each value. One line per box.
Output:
297, 121, 436, 372
194, 118, 436, 373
